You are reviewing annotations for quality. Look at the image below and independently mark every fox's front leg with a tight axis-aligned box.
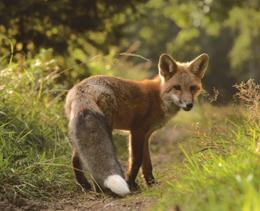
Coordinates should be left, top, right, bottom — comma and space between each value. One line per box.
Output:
126, 129, 145, 190
141, 137, 156, 186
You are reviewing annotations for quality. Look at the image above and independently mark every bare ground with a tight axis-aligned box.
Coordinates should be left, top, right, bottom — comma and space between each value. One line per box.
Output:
1, 123, 191, 211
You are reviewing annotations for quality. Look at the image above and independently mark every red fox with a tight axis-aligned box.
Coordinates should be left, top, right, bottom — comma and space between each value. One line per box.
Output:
65, 53, 209, 196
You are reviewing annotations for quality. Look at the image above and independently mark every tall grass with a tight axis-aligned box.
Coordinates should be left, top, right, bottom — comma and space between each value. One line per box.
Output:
153, 81, 260, 211
0, 56, 74, 200
1, 48, 259, 211
0, 50, 150, 200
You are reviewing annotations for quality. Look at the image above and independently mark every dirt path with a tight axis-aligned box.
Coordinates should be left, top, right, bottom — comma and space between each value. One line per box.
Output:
1, 124, 190, 211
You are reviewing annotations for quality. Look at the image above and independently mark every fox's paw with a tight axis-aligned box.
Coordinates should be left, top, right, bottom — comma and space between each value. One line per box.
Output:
147, 178, 159, 186
143, 175, 158, 186
77, 181, 92, 192
82, 182, 92, 191
126, 180, 140, 192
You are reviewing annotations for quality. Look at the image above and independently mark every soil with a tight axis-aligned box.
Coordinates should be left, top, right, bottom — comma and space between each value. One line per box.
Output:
1, 124, 190, 211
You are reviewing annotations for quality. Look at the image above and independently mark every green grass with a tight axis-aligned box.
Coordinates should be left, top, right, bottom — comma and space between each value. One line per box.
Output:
0, 60, 75, 199
0, 52, 259, 211
152, 105, 260, 211
0, 52, 148, 201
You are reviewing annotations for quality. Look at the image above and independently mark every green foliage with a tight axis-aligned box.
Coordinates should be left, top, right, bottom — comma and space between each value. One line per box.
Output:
0, 57, 73, 199
0, 50, 149, 199
152, 105, 260, 211
225, 7, 260, 79
120, 0, 260, 101
1, 0, 259, 102
0, 0, 147, 54
0, 0, 151, 89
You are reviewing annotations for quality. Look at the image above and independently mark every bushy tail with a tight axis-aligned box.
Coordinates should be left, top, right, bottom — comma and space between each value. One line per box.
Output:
104, 174, 130, 196
69, 108, 130, 196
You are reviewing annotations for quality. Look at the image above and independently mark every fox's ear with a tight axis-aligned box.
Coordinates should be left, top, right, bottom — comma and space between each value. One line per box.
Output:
158, 54, 178, 81
190, 53, 209, 79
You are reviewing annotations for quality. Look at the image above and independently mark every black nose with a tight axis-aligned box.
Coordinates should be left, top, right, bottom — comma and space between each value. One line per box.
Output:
186, 103, 193, 109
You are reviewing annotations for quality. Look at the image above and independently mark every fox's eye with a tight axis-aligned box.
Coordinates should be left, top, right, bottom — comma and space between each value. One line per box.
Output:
190, 85, 198, 91
173, 85, 181, 91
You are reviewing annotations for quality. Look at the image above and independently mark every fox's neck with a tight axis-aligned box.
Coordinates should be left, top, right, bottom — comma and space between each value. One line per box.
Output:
139, 75, 162, 97
139, 75, 180, 116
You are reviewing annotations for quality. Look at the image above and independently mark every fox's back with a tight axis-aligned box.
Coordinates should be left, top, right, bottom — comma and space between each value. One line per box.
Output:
66, 75, 152, 129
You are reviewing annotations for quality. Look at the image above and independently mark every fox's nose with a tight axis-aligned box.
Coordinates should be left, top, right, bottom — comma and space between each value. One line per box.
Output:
182, 103, 193, 111
186, 103, 193, 110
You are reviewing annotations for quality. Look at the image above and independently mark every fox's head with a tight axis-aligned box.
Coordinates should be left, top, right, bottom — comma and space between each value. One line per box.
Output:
158, 53, 209, 112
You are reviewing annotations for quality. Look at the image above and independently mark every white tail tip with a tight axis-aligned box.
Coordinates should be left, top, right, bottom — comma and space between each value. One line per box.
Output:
104, 175, 130, 196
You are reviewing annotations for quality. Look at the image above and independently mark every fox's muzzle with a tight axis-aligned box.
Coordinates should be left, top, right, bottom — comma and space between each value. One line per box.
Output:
182, 103, 193, 111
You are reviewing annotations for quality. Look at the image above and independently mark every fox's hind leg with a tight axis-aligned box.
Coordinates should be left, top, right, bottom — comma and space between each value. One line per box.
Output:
72, 149, 91, 191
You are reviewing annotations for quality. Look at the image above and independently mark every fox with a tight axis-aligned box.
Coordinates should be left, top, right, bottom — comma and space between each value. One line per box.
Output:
65, 53, 209, 196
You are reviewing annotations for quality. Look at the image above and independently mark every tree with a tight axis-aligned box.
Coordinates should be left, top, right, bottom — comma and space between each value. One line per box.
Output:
0, 0, 147, 54
120, 0, 260, 102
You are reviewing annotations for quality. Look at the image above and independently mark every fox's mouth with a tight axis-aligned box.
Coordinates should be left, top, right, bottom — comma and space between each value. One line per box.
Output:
170, 95, 194, 112
170, 101, 193, 111
182, 107, 192, 111
181, 103, 193, 111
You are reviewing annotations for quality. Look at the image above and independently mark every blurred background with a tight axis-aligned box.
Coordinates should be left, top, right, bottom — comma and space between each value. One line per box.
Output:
0, 0, 259, 102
